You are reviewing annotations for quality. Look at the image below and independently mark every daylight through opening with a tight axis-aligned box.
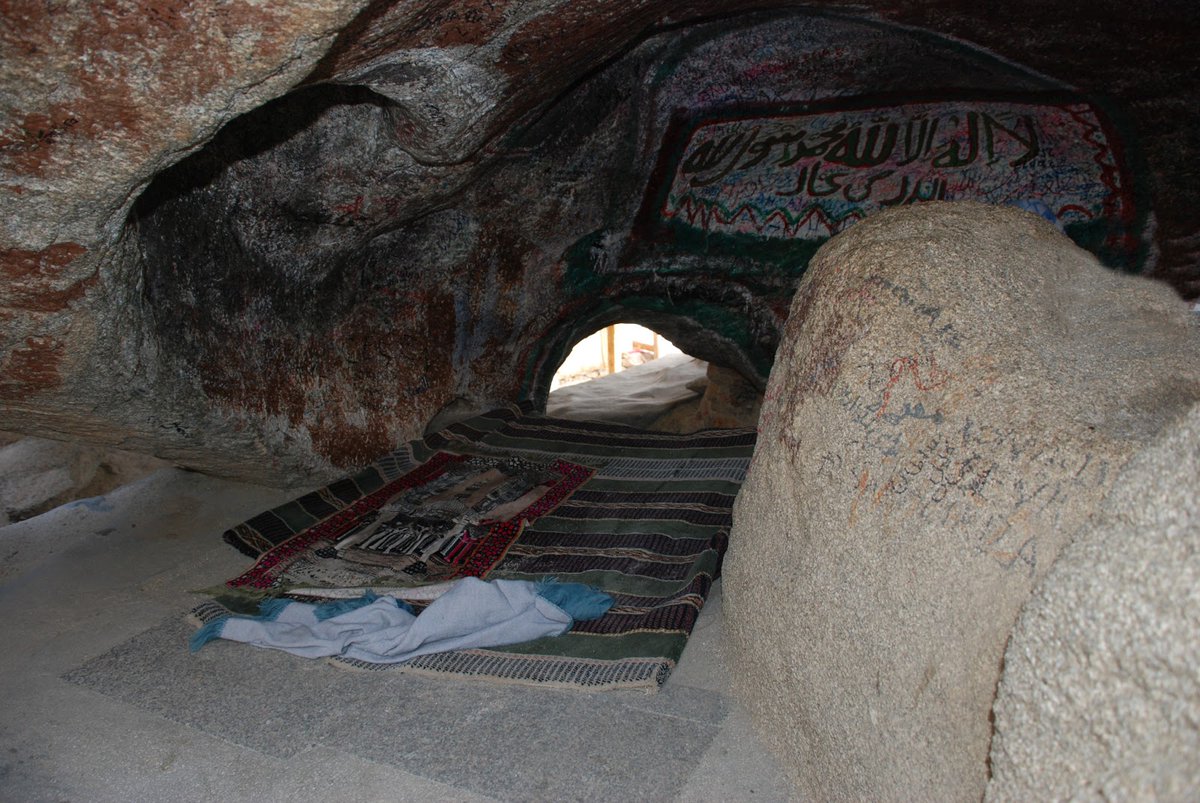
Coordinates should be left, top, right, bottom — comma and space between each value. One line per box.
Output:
550, 323, 684, 390
546, 323, 763, 433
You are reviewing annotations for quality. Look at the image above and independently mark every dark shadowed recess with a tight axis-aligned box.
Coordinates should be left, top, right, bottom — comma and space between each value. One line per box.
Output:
134, 84, 396, 220
129, 83, 417, 377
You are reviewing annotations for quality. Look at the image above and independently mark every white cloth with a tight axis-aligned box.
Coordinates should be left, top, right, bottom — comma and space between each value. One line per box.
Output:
195, 578, 583, 664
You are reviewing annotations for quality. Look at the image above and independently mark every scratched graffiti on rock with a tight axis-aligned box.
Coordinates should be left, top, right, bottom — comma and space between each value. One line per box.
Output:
652, 97, 1132, 247
771, 274, 1119, 575
808, 379, 1112, 575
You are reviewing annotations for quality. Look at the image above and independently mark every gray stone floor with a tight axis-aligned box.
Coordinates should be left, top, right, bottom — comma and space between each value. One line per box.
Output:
0, 468, 794, 801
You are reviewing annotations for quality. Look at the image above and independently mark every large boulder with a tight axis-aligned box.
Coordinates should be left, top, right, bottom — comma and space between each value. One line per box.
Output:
987, 402, 1200, 801
723, 201, 1200, 800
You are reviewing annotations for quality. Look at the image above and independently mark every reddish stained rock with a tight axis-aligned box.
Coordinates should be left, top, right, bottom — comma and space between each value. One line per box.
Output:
308, 0, 456, 79
428, 0, 512, 48
1, 0, 365, 255
305, 0, 515, 80
308, 411, 396, 469
0, 336, 65, 401
191, 288, 459, 469
498, 0, 783, 75
199, 357, 306, 427
0, 242, 92, 313
2, 0, 278, 177
0, 113, 82, 177
316, 0, 512, 55
500, 1, 651, 71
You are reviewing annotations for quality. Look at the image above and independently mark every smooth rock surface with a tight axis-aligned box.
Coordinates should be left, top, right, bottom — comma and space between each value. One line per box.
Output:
0, 436, 169, 526
651, 362, 764, 434
723, 202, 1200, 800
987, 402, 1200, 801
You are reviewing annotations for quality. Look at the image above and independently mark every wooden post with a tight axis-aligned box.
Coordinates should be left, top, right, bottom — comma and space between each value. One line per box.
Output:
606, 325, 616, 375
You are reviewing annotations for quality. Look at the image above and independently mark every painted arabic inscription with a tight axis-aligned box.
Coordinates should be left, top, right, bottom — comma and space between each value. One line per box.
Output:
652, 98, 1131, 245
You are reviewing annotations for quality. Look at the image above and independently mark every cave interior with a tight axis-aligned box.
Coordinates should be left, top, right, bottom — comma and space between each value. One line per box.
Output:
1, 1, 1199, 799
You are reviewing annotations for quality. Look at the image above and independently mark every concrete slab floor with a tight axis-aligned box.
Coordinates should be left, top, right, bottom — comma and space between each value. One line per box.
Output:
0, 468, 795, 802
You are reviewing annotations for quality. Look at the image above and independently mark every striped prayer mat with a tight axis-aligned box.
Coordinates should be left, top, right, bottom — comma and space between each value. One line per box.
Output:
202, 404, 756, 690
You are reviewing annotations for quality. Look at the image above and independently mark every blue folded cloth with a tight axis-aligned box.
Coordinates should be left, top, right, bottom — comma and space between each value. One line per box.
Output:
191, 577, 613, 664
1008, 199, 1063, 230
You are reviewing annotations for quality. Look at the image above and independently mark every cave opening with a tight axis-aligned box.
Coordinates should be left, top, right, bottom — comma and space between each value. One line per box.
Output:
549, 322, 685, 391
542, 318, 763, 433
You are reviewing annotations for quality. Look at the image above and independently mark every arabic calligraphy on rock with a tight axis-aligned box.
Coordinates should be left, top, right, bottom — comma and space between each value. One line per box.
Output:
662, 102, 1120, 240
